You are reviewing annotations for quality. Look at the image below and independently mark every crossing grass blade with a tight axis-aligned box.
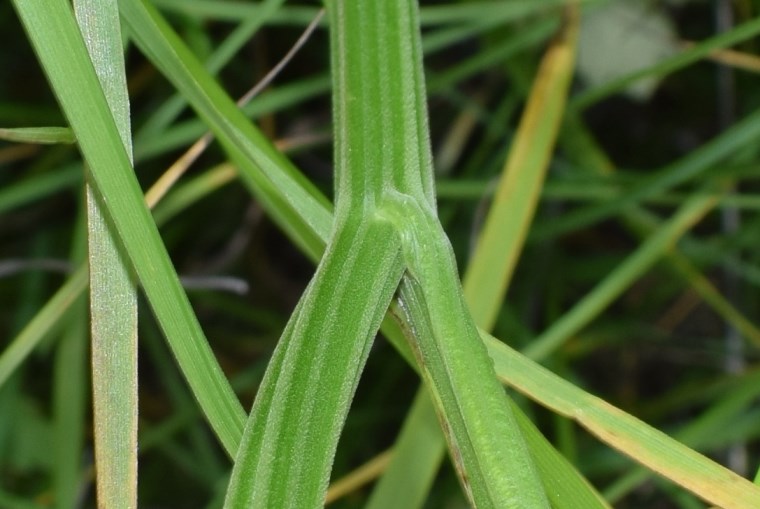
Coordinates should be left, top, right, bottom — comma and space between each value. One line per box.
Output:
119, 0, 332, 262
134, 0, 287, 143
603, 372, 760, 502
12, 0, 246, 456
463, 4, 578, 331
485, 330, 760, 509
0, 267, 88, 389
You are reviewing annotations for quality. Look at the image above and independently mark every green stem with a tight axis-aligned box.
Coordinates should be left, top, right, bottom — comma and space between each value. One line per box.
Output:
224, 219, 404, 508
378, 192, 550, 508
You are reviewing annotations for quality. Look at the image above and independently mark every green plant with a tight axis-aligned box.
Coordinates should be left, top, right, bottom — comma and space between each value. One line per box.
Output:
2, 0, 760, 507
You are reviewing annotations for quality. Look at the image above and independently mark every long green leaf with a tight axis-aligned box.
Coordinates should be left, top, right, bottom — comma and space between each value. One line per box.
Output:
120, 0, 331, 262
463, 4, 578, 331
134, 0, 287, 142
486, 331, 760, 509
603, 374, 760, 503
0, 267, 87, 389
12, 0, 246, 456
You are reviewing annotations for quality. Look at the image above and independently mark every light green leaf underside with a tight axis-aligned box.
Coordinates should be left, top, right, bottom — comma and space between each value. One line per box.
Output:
75, 0, 139, 507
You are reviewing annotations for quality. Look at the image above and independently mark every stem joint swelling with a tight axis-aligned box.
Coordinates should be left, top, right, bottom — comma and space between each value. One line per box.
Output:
376, 191, 550, 508
375, 190, 442, 282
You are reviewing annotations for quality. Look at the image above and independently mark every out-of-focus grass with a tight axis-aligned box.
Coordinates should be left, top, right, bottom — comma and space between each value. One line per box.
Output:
1, 0, 759, 507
